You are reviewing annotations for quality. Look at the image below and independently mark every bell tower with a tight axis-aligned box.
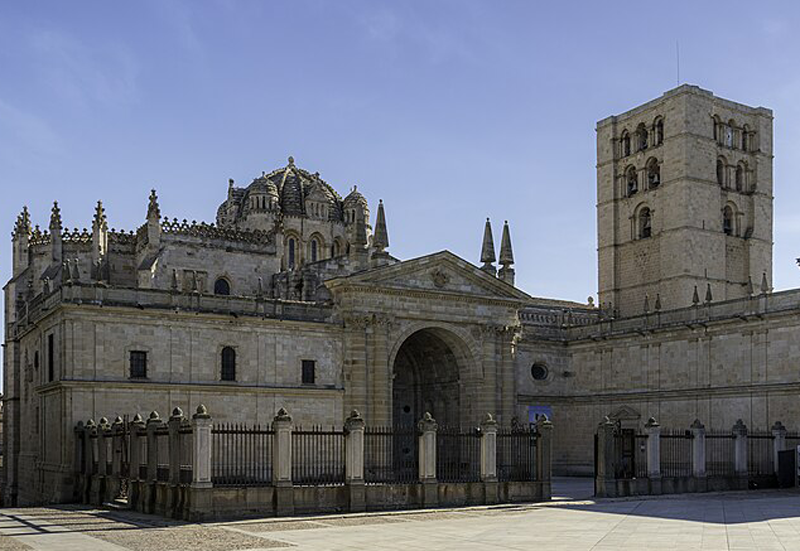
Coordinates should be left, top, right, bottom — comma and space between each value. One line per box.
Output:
596, 85, 773, 317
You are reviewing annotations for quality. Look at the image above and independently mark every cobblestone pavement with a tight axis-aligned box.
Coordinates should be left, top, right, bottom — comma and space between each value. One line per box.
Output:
4, 490, 800, 550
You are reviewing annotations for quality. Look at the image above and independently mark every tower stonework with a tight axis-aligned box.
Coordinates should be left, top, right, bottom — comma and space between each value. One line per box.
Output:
597, 85, 773, 317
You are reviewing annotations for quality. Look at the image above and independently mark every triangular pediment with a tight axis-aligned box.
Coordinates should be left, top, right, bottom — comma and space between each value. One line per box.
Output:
326, 251, 531, 302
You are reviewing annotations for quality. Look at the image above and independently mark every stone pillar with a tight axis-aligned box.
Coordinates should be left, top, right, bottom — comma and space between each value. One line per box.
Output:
92, 418, 110, 505
110, 417, 123, 478
191, 406, 212, 488
344, 410, 366, 512
480, 414, 499, 505
690, 419, 707, 491
772, 421, 787, 476
84, 419, 97, 504
595, 417, 616, 498
146, 412, 162, 483
733, 419, 748, 488
418, 412, 438, 508
644, 417, 661, 495
168, 408, 184, 485
128, 414, 146, 511
536, 417, 553, 500
272, 408, 294, 516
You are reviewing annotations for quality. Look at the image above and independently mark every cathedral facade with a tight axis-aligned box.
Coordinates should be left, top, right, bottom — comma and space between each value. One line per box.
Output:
4, 84, 800, 506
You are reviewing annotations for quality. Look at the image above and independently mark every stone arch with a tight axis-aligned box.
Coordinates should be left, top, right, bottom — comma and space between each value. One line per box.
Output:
389, 323, 478, 429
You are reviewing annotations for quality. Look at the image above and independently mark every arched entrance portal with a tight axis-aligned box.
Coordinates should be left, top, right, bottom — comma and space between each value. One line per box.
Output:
392, 328, 467, 427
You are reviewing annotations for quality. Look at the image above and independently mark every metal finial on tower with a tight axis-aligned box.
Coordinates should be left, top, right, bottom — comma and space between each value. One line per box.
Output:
480, 218, 496, 274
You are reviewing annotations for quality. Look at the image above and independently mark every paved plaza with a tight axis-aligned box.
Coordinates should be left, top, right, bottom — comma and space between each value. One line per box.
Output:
3, 482, 800, 550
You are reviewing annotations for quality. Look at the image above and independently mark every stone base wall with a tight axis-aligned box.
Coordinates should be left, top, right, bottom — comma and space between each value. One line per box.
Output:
596, 475, 760, 498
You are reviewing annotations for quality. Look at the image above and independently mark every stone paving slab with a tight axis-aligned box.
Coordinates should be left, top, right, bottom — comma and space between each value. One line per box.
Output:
5, 491, 800, 549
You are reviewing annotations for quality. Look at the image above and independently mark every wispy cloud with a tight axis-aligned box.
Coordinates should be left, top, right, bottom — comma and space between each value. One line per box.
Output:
28, 29, 139, 108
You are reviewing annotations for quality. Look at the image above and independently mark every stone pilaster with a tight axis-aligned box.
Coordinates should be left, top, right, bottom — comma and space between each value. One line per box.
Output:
190, 405, 212, 488
772, 421, 786, 476
480, 413, 499, 504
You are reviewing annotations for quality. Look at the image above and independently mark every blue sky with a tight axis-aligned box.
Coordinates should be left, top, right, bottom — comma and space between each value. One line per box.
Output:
2, 0, 800, 309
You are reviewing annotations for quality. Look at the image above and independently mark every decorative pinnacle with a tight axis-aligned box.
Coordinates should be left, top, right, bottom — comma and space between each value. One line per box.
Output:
480, 218, 496, 267
14, 206, 31, 238
193, 404, 211, 419
654, 294, 662, 311
705, 283, 713, 303
50, 201, 62, 232
147, 189, 160, 220
287, 156, 295, 166
761, 272, 769, 294
499, 220, 514, 267
93, 200, 107, 231
692, 285, 700, 306
372, 199, 389, 253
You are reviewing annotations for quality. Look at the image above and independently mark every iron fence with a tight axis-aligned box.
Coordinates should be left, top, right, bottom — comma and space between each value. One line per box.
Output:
497, 427, 537, 482
748, 432, 774, 476
612, 430, 639, 479
364, 426, 419, 484
706, 431, 735, 477
436, 427, 481, 483
785, 432, 800, 452
660, 429, 692, 478
179, 423, 194, 484
155, 426, 170, 482
291, 426, 346, 486
634, 434, 648, 479
211, 423, 274, 486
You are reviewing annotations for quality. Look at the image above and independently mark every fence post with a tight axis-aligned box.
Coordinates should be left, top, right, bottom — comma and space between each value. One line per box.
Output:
344, 409, 366, 513
772, 421, 786, 476
109, 416, 123, 502
479, 414, 498, 505
272, 407, 294, 516
418, 412, 438, 508
143, 411, 162, 514
191, 405, 212, 488
95, 417, 110, 504
644, 417, 661, 494
595, 417, 616, 498
129, 413, 146, 511
690, 419, 706, 491
85, 419, 98, 504
733, 419, 748, 489
536, 417, 553, 500
168, 408, 184, 485
74, 421, 84, 501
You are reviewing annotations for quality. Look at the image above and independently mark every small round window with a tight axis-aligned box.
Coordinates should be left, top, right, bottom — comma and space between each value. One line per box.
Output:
531, 363, 549, 381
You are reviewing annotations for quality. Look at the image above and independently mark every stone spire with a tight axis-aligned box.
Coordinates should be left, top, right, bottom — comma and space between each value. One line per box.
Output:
760, 272, 769, 295
146, 189, 160, 221
12, 207, 31, 277
13, 206, 31, 239
50, 201, 63, 263
92, 201, 108, 281
146, 189, 162, 249
705, 283, 713, 303
480, 218, 496, 275
93, 200, 107, 232
497, 221, 515, 286
372, 199, 389, 254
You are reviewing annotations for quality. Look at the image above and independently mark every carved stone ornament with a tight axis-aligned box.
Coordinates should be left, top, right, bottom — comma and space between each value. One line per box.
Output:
431, 268, 450, 289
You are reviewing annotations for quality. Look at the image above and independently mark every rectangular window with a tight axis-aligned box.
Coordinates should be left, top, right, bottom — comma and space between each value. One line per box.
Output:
129, 351, 148, 379
301, 360, 315, 385
47, 334, 54, 382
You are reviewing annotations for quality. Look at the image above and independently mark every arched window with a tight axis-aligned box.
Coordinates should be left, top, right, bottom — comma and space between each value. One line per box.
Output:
214, 278, 230, 296
221, 346, 236, 381
742, 125, 750, 151
735, 163, 745, 191
639, 207, 652, 239
646, 158, 660, 188
626, 166, 638, 196
726, 120, 735, 148
310, 239, 318, 263
716, 158, 726, 186
288, 238, 296, 269
621, 131, 631, 157
636, 124, 648, 151
654, 118, 664, 146
722, 206, 733, 236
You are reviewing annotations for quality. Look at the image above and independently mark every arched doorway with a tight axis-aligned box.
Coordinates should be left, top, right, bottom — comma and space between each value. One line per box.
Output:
392, 328, 467, 428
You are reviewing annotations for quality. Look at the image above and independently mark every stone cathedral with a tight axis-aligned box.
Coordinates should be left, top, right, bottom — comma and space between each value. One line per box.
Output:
4, 84, 799, 506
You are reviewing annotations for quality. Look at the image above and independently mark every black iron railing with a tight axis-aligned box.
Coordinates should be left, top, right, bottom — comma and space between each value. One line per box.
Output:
364, 426, 418, 484
497, 427, 537, 482
291, 426, 345, 486
706, 431, 735, 477
660, 429, 692, 478
211, 423, 274, 486
748, 432, 774, 476
436, 427, 481, 483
